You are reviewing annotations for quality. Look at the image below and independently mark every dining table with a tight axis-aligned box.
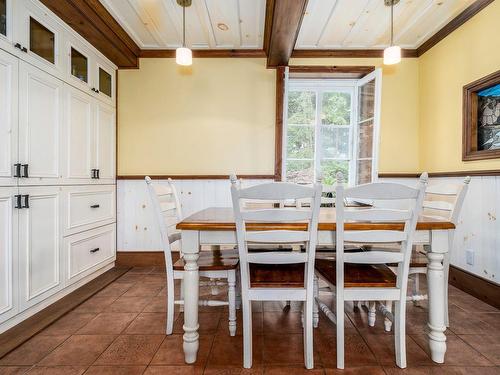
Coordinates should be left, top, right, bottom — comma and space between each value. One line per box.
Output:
176, 207, 455, 365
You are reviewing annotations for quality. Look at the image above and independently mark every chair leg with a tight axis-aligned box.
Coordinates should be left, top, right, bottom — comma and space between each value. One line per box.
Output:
242, 298, 253, 368
303, 297, 314, 369
235, 269, 242, 310
394, 300, 407, 368
313, 275, 319, 328
179, 279, 184, 312
368, 301, 376, 327
443, 256, 450, 327
336, 297, 345, 369
166, 289, 175, 335
228, 271, 237, 336
412, 274, 420, 306
384, 301, 393, 332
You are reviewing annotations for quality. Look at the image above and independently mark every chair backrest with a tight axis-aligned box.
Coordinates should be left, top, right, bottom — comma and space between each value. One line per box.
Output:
296, 183, 336, 208
335, 172, 427, 295
423, 177, 470, 225
230, 175, 322, 291
145, 177, 183, 277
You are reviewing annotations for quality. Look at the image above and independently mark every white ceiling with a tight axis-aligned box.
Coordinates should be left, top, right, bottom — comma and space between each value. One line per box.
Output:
100, 0, 476, 50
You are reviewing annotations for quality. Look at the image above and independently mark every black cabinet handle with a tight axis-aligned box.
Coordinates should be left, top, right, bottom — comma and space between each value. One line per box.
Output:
96, 169, 100, 179
91, 169, 96, 179
14, 42, 21, 50
14, 195, 22, 209
96, 89, 100, 94
90, 204, 100, 208
14, 163, 21, 178
21, 47, 28, 53
90, 248, 100, 253
22, 164, 29, 178
22, 195, 29, 209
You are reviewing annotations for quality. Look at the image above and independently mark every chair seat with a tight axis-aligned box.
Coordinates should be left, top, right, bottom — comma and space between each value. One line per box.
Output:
173, 250, 239, 271
249, 263, 304, 288
315, 258, 396, 288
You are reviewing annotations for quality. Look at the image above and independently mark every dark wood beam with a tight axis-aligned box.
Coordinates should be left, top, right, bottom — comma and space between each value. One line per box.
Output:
289, 65, 375, 79
39, 0, 139, 68
139, 49, 266, 58
291, 49, 418, 58
274, 66, 286, 181
417, 0, 495, 56
264, 0, 309, 67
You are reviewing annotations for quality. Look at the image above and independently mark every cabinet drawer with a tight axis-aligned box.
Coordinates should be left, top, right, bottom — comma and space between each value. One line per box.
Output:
64, 185, 115, 234
65, 224, 115, 284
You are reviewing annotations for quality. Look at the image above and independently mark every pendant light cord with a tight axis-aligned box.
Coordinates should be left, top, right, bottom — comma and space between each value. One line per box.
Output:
390, 1, 394, 46
182, 5, 186, 47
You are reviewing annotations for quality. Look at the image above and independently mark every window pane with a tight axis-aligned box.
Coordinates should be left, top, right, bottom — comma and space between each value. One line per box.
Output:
288, 91, 316, 125
357, 119, 373, 158
0, 0, 6, 36
359, 80, 375, 121
356, 159, 373, 185
99, 68, 112, 97
321, 160, 349, 185
287, 125, 314, 159
321, 126, 349, 159
30, 18, 54, 64
286, 160, 314, 184
321, 91, 351, 125
71, 47, 88, 83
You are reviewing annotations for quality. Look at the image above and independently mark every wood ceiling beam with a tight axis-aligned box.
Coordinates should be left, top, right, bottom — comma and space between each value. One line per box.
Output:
291, 49, 418, 58
416, 0, 495, 56
264, 0, 309, 67
39, 0, 140, 68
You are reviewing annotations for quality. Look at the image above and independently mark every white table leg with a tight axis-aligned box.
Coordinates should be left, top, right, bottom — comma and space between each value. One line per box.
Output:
181, 230, 200, 364
427, 230, 449, 363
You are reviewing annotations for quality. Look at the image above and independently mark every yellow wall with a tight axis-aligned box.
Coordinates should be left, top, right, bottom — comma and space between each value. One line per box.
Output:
118, 58, 275, 175
118, 57, 420, 175
419, 0, 500, 173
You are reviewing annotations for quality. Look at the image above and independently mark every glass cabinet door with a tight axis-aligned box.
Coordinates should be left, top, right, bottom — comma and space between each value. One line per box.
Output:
71, 47, 88, 83
29, 17, 55, 64
0, 0, 6, 37
98, 67, 112, 97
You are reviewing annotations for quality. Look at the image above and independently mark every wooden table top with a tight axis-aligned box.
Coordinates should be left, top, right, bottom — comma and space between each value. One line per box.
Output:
176, 207, 455, 231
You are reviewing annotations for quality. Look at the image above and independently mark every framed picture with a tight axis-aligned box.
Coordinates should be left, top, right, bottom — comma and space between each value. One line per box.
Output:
463, 70, 500, 161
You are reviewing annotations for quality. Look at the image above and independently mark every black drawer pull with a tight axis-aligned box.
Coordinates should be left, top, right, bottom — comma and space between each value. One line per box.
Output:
96, 169, 100, 179
14, 195, 22, 209
14, 163, 21, 178
90, 204, 100, 208
22, 164, 29, 178
90, 248, 100, 253
22, 194, 29, 208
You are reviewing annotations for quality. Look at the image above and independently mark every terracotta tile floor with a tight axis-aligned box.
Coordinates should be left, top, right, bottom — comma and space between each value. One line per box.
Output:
1, 267, 499, 375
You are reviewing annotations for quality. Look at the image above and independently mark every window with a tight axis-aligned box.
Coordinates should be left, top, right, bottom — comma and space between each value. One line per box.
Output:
283, 71, 380, 186
29, 17, 55, 64
99, 67, 112, 97
71, 47, 88, 83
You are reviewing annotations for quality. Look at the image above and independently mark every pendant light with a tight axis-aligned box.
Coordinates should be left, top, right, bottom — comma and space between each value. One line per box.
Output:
176, 0, 192, 66
383, 0, 401, 65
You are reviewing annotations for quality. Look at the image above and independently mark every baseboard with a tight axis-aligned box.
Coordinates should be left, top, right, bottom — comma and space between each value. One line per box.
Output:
0, 266, 129, 358
449, 265, 500, 309
116, 251, 166, 267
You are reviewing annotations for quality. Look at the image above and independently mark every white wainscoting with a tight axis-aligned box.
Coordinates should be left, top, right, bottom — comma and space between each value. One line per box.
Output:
117, 178, 272, 251
380, 176, 500, 284
117, 176, 499, 284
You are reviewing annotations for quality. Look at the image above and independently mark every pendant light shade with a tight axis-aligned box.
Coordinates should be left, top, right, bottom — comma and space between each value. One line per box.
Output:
383, 0, 401, 65
176, 0, 192, 66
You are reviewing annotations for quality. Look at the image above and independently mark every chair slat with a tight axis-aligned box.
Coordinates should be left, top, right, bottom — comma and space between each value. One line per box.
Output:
344, 251, 404, 264
247, 252, 307, 264
160, 201, 177, 212
344, 209, 412, 222
152, 184, 173, 195
242, 209, 311, 222
346, 183, 419, 200
239, 182, 316, 200
426, 184, 462, 195
245, 230, 310, 243
344, 230, 406, 243
422, 200, 454, 211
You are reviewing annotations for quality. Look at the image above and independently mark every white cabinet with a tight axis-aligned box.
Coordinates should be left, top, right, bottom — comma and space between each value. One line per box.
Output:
65, 85, 93, 181
0, 48, 18, 186
18, 186, 62, 310
94, 60, 115, 107
94, 101, 116, 182
0, 0, 14, 53
18, 61, 63, 185
0, 187, 18, 324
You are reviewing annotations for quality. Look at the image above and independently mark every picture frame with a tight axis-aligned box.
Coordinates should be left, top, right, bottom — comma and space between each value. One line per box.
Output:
463, 69, 500, 161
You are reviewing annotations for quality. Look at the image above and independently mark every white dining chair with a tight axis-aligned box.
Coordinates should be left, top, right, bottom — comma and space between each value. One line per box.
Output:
378, 176, 470, 331
314, 172, 427, 369
145, 176, 239, 336
230, 175, 322, 369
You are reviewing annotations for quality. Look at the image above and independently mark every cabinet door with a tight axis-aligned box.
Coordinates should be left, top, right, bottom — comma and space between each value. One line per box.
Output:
18, 186, 62, 310
94, 101, 115, 182
0, 187, 18, 324
13, 0, 65, 79
64, 85, 93, 182
0, 0, 14, 53
0, 49, 18, 186
18, 61, 63, 185
66, 35, 94, 95
93, 60, 115, 107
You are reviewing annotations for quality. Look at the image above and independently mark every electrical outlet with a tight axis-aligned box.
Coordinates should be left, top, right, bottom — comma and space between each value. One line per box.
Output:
466, 249, 474, 266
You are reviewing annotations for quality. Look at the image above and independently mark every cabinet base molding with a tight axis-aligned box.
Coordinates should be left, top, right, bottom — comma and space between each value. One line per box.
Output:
116, 250, 173, 268
0, 264, 128, 358
449, 265, 500, 309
